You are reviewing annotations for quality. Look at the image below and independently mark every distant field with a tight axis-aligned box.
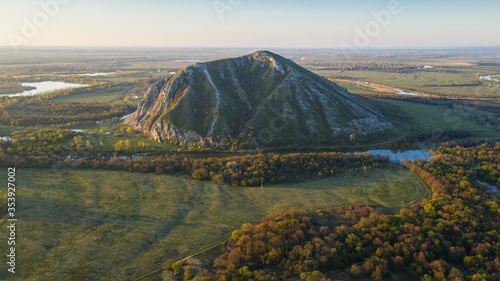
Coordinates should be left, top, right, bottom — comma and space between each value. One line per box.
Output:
0, 167, 428, 280
314, 69, 500, 97
55, 89, 132, 105
373, 98, 500, 138
2, 48, 499, 99
61, 122, 178, 153
335, 80, 383, 95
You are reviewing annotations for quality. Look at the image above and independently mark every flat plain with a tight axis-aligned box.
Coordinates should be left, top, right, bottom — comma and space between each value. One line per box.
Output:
0, 167, 428, 280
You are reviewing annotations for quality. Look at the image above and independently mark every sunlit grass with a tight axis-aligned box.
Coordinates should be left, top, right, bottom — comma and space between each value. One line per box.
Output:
0, 167, 428, 280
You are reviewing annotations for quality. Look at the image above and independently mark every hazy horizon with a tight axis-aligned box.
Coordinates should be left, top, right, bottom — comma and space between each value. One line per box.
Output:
1, 0, 500, 50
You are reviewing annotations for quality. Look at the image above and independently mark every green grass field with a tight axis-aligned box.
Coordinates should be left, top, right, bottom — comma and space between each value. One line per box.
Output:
54, 88, 134, 105
62, 122, 178, 153
0, 126, 14, 136
0, 167, 428, 281
314, 69, 500, 97
373, 98, 500, 138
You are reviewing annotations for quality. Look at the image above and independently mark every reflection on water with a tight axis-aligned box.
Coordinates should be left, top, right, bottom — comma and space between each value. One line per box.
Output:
476, 181, 499, 193
76, 72, 116, 77
367, 149, 433, 163
489, 186, 499, 193
1, 81, 87, 97
120, 113, 134, 120
13, 72, 115, 78
395, 89, 421, 96
479, 74, 500, 82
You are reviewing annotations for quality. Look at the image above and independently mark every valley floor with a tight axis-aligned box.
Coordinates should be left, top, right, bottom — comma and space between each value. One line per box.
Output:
0, 167, 428, 280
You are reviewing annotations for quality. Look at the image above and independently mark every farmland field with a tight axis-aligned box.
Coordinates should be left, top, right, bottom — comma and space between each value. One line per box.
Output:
314, 68, 500, 98
0, 167, 428, 280
373, 98, 500, 138
54, 88, 134, 105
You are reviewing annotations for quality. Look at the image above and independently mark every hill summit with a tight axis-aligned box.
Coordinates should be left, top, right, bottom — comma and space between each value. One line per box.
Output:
125, 51, 391, 147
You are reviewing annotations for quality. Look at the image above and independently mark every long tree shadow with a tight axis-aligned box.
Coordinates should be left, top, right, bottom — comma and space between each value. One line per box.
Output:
19, 195, 166, 226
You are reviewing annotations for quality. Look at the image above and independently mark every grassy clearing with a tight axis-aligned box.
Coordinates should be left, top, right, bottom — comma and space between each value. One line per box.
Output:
373, 98, 500, 138
62, 122, 177, 153
54, 89, 130, 105
335, 80, 383, 95
0, 126, 14, 135
0, 167, 428, 281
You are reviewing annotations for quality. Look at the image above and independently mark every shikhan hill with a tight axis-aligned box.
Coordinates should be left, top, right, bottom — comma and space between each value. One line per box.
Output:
126, 51, 392, 148
0, 49, 498, 281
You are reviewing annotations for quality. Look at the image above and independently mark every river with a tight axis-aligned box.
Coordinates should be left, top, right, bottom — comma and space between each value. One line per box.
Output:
479, 74, 500, 82
367, 149, 433, 163
476, 181, 499, 193
335, 79, 425, 97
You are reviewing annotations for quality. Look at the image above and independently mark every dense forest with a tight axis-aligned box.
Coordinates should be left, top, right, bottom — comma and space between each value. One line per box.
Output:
389, 130, 471, 150
163, 140, 500, 281
105, 151, 387, 187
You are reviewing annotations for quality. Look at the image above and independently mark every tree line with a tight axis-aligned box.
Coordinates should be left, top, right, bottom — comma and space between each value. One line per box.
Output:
165, 140, 500, 280
0, 129, 390, 187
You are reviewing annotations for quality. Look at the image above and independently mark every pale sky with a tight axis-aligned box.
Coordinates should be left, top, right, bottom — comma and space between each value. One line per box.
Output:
1, 0, 499, 49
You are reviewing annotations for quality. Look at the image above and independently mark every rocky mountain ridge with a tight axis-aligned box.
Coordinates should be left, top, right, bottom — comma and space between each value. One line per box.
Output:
125, 51, 391, 147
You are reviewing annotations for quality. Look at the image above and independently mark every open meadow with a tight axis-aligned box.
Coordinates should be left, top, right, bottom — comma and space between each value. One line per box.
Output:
0, 167, 428, 280
373, 98, 500, 138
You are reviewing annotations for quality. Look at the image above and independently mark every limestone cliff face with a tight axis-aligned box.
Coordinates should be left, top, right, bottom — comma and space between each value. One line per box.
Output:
125, 51, 391, 147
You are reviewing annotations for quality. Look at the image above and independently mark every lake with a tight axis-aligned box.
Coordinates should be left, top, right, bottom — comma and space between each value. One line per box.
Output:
2, 81, 87, 97
367, 149, 433, 163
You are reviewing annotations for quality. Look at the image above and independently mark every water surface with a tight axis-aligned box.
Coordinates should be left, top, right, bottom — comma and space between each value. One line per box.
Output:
367, 149, 433, 163
479, 74, 500, 82
476, 181, 499, 193
394, 89, 421, 96
2, 81, 87, 97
